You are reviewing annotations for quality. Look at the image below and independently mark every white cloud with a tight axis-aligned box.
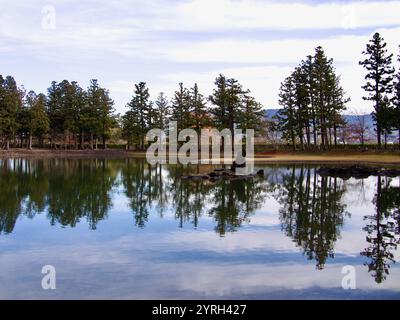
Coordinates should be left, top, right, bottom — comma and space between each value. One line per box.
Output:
1, 0, 400, 114
157, 0, 400, 31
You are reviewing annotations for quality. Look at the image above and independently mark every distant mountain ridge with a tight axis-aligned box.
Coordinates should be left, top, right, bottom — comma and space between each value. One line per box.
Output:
264, 109, 374, 126
263, 109, 386, 142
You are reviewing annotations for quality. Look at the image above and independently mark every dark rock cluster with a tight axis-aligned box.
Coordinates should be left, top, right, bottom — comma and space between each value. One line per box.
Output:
317, 165, 400, 179
182, 168, 265, 182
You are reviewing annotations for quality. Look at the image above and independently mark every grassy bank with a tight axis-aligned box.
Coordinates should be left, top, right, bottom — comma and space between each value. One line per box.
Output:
1, 148, 399, 166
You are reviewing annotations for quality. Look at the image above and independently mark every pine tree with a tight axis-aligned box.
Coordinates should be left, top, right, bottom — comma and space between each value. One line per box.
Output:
154, 92, 170, 132
360, 32, 395, 147
47, 81, 63, 148
23, 91, 50, 149
210, 74, 263, 155
190, 83, 209, 134
190, 83, 209, 150
393, 47, 400, 146
97, 85, 115, 149
292, 66, 310, 149
313, 46, 335, 148
171, 83, 191, 132
240, 94, 264, 134
209, 75, 244, 151
0, 76, 23, 149
17, 90, 32, 149
84, 80, 115, 149
276, 75, 298, 148
329, 75, 350, 146
379, 96, 394, 148
302, 56, 318, 146
123, 82, 152, 150
277, 47, 348, 150
30, 93, 49, 148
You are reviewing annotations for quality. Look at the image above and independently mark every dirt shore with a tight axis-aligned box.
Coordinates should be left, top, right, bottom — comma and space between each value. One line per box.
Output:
0, 149, 399, 166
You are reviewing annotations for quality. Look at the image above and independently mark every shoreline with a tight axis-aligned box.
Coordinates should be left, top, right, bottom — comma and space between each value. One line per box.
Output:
0, 149, 399, 166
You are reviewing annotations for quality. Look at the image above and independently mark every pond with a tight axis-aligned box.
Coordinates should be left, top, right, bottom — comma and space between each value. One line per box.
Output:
0, 158, 399, 299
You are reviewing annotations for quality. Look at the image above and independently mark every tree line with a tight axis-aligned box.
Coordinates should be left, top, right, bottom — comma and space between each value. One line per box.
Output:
1, 32, 400, 151
276, 46, 349, 150
0, 77, 116, 150
276, 33, 400, 149
0, 74, 263, 151
360, 33, 400, 148
122, 75, 264, 151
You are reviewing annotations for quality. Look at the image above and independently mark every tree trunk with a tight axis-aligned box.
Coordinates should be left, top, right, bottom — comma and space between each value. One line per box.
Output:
102, 135, 106, 150
398, 128, 400, 149
334, 125, 338, 146
81, 129, 85, 149
306, 125, 311, 149
90, 133, 94, 150
28, 134, 32, 150
312, 118, 317, 147
377, 125, 382, 148
384, 131, 388, 149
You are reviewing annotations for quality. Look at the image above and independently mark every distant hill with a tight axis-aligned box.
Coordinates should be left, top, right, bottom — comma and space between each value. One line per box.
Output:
264, 109, 280, 119
262, 109, 390, 142
264, 109, 374, 126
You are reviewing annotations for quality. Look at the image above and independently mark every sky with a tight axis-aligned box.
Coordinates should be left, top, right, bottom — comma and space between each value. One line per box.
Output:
0, 0, 400, 115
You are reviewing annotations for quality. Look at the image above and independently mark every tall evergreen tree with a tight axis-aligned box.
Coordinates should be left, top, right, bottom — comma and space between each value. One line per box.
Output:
47, 81, 63, 148
312, 46, 335, 148
30, 93, 49, 148
302, 55, 318, 145
379, 95, 394, 148
277, 76, 298, 148
189, 83, 210, 150
154, 92, 170, 132
22, 91, 50, 149
277, 47, 348, 150
209, 74, 264, 155
171, 83, 191, 132
85, 80, 115, 149
123, 82, 152, 150
0, 76, 23, 149
393, 47, 400, 146
96, 83, 115, 149
209, 75, 245, 136
360, 32, 395, 147
239, 95, 264, 133
190, 83, 209, 132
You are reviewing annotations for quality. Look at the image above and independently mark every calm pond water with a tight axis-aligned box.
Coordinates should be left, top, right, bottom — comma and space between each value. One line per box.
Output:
0, 158, 399, 299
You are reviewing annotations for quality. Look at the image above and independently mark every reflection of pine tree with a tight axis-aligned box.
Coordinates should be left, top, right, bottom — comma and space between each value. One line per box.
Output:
361, 177, 400, 284
46, 159, 116, 229
209, 178, 268, 236
277, 165, 348, 269
166, 164, 212, 229
0, 159, 27, 234
165, 165, 268, 235
0, 159, 117, 232
122, 160, 152, 228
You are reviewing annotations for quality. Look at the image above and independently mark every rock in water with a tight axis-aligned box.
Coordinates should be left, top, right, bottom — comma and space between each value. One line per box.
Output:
317, 165, 400, 179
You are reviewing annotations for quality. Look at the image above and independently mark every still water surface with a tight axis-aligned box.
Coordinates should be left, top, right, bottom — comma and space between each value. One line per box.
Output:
0, 158, 399, 299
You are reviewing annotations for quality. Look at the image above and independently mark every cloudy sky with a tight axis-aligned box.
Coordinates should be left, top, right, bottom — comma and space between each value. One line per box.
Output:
0, 0, 400, 114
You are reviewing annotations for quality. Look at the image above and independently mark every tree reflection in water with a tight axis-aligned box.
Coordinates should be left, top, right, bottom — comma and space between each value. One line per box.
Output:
0, 159, 399, 283
274, 165, 348, 270
361, 176, 400, 283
